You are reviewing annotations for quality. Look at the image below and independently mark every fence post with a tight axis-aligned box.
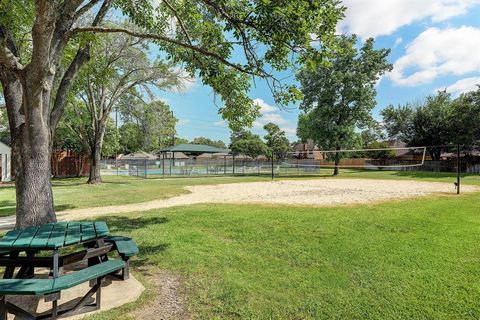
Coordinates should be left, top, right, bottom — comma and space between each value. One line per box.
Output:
457, 144, 461, 195
271, 154, 274, 180
224, 156, 226, 175
233, 155, 235, 175
145, 158, 147, 178
162, 153, 165, 178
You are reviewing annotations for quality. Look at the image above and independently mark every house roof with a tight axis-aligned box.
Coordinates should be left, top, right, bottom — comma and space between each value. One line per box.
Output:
122, 151, 157, 160
162, 151, 189, 159
160, 144, 230, 154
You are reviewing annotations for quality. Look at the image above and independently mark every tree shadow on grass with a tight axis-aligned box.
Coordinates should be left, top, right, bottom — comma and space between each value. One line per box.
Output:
51, 177, 134, 187
99, 215, 170, 268
131, 243, 170, 268
0, 202, 76, 218
0, 200, 16, 217
100, 215, 168, 233
390, 171, 464, 180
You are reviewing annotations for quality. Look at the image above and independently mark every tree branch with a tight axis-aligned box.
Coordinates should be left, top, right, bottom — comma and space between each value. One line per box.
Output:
0, 26, 24, 71
67, 26, 257, 76
50, 0, 112, 131
74, 0, 102, 20
0, 44, 24, 70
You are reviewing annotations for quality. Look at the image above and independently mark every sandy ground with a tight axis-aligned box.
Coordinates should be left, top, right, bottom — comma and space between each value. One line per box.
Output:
53, 178, 476, 220
0, 178, 475, 229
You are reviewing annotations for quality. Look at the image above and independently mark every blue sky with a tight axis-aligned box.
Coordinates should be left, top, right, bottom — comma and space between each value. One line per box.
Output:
158, 0, 480, 144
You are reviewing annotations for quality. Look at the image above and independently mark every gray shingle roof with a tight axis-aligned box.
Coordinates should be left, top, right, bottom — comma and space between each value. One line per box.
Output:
159, 144, 230, 153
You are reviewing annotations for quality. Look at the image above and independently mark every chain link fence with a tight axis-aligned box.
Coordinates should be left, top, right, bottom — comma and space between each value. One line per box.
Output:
101, 145, 480, 178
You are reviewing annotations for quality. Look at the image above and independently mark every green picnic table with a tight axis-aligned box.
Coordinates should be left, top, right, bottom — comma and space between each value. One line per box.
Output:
0, 221, 139, 320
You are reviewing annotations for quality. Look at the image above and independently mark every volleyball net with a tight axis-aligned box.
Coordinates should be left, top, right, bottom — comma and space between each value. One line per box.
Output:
275, 146, 427, 174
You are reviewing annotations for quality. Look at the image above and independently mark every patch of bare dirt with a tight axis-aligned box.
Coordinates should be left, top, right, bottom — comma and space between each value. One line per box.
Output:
130, 267, 190, 320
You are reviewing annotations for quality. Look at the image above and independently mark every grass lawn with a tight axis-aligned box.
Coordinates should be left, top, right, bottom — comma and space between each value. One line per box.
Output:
88, 190, 480, 320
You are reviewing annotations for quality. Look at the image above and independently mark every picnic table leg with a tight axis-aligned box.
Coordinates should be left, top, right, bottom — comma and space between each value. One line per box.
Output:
87, 239, 109, 267
2, 251, 19, 279
15, 251, 36, 279
121, 258, 130, 280
0, 296, 6, 320
52, 249, 60, 319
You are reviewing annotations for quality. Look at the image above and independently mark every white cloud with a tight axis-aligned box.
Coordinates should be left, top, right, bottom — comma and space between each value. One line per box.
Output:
437, 77, 480, 96
253, 98, 276, 114
283, 128, 297, 136
389, 26, 480, 86
251, 98, 297, 138
213, 120, 226, 127
339, 0, 480, 38
177, 119, 191, 125
393, 37, 403, 48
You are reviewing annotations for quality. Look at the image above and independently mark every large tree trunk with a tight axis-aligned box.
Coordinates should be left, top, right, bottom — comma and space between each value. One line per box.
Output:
1, 68, 57, 228
15, 126, 56, 227
76, 154, 85, 177
333, 146, 340, 176
87, 126, 105, 184
88, 146, 102, 184
0, 0, 111, 228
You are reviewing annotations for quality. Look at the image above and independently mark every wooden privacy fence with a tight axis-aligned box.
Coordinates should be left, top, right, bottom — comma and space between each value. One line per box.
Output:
51, 150, 90, 178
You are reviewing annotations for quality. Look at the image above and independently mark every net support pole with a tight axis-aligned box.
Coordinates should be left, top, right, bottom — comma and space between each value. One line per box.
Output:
271, 153, 274, 180
457, 144, 461, 195
162, 153, 165, 178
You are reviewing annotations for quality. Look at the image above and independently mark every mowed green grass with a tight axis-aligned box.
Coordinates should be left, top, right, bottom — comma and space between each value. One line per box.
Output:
90, 190, 480, 320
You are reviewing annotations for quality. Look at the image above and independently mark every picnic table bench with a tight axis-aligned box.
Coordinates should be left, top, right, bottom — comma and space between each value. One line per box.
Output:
0, 221, 139, 320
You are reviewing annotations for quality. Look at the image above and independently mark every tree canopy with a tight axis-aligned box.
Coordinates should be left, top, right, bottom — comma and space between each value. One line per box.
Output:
191, 137, 226, 149
297, 35, 392, 174
120, 100, 178, 152
381, 90, 480, 159
230, 130, 268, 159
263, 122, 290, 159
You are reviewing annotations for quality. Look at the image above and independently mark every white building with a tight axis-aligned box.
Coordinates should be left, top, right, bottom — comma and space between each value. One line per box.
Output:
0, 141, 11, 182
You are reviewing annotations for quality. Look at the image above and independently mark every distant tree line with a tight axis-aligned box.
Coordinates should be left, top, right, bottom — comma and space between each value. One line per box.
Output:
381, 90, 480, 160
229, 123, 291, 159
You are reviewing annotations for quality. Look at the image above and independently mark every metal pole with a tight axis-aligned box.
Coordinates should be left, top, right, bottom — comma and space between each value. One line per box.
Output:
457, 144, 461, 195
271, 152, 274, 180
233, 155, 235, 175
115, 107, 119, 176
224, 156, 226, 175
171, 110, 175, 146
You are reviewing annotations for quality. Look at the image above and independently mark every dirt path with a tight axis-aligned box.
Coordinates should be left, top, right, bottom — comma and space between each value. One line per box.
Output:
0, 179, 475, 229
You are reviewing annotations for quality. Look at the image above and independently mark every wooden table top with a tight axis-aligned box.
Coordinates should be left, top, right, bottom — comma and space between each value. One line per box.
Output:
0, 221, 109, 250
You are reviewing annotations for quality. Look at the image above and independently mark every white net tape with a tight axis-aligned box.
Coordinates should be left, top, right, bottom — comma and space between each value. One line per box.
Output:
280, 147, 427, 169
